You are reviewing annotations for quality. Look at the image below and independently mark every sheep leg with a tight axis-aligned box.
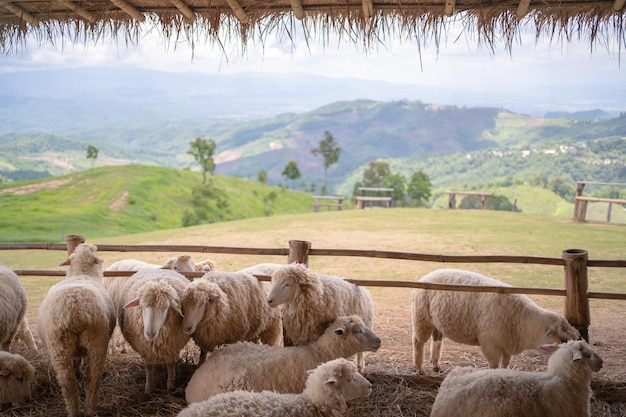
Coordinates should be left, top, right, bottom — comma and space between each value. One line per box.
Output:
198, 349, 208, 365
411, 324, 433, 374
356, 352, 365, 372
430, 329, 444, 373
51, 351, 81, 417
144, 363, 156, 393
500, 353, 512, 368
84, 344, 107, 416
480, 344, 504, 368
166, 361, 177, 391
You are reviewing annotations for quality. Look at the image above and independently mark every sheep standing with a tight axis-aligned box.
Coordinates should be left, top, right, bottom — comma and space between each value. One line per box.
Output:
36, 243, 116, 417
0, 350, 36, 407
430, 340, 603, 417
117, 268, 190, 393
178, 357, 372, 417
266, 263, 375, 369
0, 263, 28, 351
180, 269, 282, 365
411, 268, 580, 374
185, 315, 381, 403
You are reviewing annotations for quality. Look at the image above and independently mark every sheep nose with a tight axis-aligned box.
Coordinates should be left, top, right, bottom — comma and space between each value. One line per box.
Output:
183, 326, 193, 335
144, 330, 157, 341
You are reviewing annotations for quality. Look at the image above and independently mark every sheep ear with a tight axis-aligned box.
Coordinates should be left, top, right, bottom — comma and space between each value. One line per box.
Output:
124, 298, 141, 309
171, 300, 184, 317
59, 258, 71, 266
572, 351, 583, 362
306, 369, 315, 377
94, 256, 104, 265
539, 343, 559, 353
208, 293, 227, 307
324, 376, 338, 386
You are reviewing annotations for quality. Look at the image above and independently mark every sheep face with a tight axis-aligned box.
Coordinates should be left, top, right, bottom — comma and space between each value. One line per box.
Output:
0, 352, 35, 407
541, 340, 604, 372
181, 281, 227, 335
163, 255, 196, 273
267, 265, 311, 307
124, 280, 183, 341
332, 367, 372, 402
544, 317, 580, 345
332, 316, 381, 352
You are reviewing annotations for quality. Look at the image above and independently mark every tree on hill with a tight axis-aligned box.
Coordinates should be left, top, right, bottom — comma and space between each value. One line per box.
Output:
407, 171, 432, 207
382, 173, 407, 204
257, 170, 268, 184
86, 145, 99, 169
311, 131, 341, 195
188, 137, 216, 184
282, 161, 301, 189
362, 160, 390, 187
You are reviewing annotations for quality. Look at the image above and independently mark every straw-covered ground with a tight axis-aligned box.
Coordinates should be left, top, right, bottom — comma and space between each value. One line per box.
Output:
3, 299, 626, 417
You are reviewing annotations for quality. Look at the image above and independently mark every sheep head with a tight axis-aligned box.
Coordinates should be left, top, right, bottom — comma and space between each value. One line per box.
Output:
0, 352, 35, 407
267, 263, 317, 307
181, 280, 228, 335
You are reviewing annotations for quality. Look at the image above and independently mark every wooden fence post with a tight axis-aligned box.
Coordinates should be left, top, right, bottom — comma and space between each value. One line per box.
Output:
66, 234, 85, 255
562, 248, 590, 342
573, 182, 585, 220
288, 240, 311, 266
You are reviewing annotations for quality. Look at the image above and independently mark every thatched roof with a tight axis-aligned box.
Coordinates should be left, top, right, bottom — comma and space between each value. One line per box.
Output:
0, 0, 624, 54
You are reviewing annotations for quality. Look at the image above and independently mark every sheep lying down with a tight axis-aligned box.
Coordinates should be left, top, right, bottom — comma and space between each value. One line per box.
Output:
177, 358, 372, 417
431, 340, 603, 417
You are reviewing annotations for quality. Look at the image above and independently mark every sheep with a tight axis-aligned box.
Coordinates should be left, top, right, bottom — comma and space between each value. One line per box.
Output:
185, 314, 381, 403
180, 269, 282, 365
266, 262, 375, 369
430, 339, 603, 417
178, 357, 372, 417
411, 268, 581, 374
117, 268, 190, 393
0, 350, 36, 407
0, 263, 28, 352
194, 258, 217, 272
36, 243, 116, 417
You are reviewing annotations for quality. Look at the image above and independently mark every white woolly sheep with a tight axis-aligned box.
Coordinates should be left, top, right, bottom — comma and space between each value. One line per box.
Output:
0, 350, 36, 407
266, 263, 375, 369
0, 263, 28, 352
118, 268, 190, 393
185, 314, 381, 403
37, 243, 116, 417
194, 258, 217, 272
430, 339, 603, 417
411, 268, 581, 374
180, 269, 282, 365
179, 357, 372, 417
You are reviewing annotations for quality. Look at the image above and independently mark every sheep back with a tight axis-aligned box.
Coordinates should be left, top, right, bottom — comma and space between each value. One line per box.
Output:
411, 268, 579, 370
0, 350, 35, 407
0, 264, 28, 351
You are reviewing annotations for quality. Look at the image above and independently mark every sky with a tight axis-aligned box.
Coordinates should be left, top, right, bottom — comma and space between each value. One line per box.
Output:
1, 16, 625, 113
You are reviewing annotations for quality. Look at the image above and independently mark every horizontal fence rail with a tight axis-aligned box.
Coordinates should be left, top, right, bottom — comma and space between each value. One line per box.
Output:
2, 235, 626, 342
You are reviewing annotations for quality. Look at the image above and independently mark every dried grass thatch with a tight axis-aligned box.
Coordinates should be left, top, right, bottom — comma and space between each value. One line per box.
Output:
0, 0, 624, 54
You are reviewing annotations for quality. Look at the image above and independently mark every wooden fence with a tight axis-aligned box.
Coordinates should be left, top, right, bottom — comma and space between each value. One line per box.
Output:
574, 181, 626, 223
3, 235, 626, 342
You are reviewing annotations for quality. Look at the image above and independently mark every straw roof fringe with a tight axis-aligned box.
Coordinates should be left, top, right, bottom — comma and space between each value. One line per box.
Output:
0, 0, 624, 54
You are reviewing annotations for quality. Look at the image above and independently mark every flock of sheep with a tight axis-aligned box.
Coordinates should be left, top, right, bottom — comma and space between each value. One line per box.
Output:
0, 243, 604, 417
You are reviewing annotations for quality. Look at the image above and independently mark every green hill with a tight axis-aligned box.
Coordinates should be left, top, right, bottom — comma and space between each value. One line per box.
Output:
0, 165, 314, 242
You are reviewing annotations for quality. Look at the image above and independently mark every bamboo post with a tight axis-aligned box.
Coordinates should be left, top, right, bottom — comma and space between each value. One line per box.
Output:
607, 202, 613, 223
288, 240, 311, 265
573, 182, 585, 220
66, 235, 85, 255
562, 249, 590, 342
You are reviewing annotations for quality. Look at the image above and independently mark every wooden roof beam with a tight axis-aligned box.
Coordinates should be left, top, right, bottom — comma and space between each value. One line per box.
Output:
362, 0, 374, 17
444, 0, 456, 16
58, 1, 96, 22
516, 0, 532, 18
169, 0, 195, 21
109, 0, 145, 22
290, 0, 305, 19
2, 2, 39, 25
614, 0, 625, 11
225, 0, 248, 23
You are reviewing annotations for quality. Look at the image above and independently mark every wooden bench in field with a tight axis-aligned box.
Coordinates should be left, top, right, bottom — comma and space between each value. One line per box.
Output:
445, 190, 492, 209
356, 187, 393, 209
312, 195, 344, 212
573, 181, 626, 223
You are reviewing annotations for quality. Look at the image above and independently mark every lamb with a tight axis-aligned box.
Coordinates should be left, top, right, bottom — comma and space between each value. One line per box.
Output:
117, 268, 191, 393
36, 243, 116, 417
185, 314, 381, 403
180, 269, 282, 365
178, 357, 372, 417
411, 268, 581, 374
0, 350, 36, 407
430, 339, 603, 417
266, 262, 375, 369
0, 263, 28, 351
